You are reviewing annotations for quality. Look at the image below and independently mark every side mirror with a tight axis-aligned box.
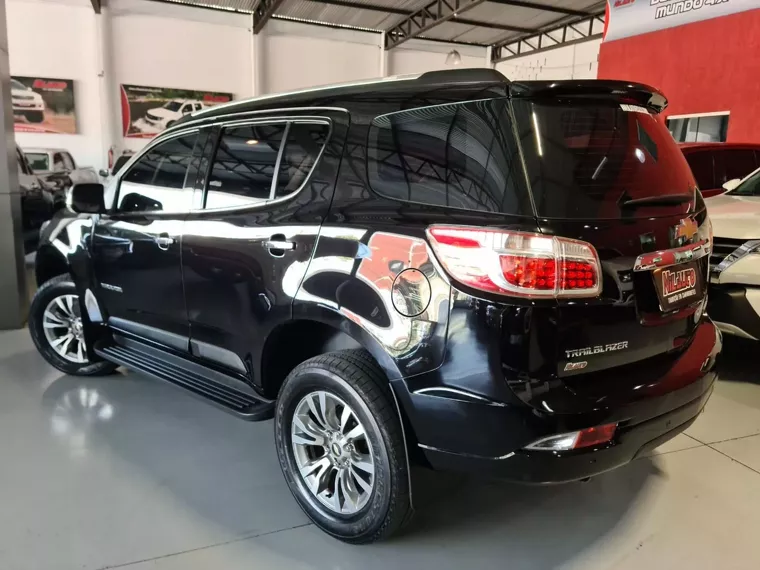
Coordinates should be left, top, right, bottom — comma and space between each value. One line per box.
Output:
723, 178, 741, 192
98, 169, 109, 178
68, 183, 105, 214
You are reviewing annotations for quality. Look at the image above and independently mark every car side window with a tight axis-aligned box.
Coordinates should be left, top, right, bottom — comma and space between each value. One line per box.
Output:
685, 151, 715, 190
273, 122, 329, 198
194, 103, 203, 111
117, 132, 199, 214
722, 149, 757, 183
182, 104, 192, 114
205, 123, 286, 209
53, 153, 65, 172
62, 152, 75, 170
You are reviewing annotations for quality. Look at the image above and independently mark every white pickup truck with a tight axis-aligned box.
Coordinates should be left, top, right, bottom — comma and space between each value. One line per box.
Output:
706, 167, 760, 340
11, 78, 45, 123
24, 148, 100, 188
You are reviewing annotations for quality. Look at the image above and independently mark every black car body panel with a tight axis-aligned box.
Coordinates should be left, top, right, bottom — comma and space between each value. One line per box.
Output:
34, 69, 720, 483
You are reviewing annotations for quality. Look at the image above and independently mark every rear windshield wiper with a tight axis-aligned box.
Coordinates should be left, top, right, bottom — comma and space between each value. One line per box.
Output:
619, 193, 694, 208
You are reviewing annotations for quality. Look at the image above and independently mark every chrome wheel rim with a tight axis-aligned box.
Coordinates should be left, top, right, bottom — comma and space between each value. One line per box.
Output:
42, 294, 88, 364
291, 390, 375, 515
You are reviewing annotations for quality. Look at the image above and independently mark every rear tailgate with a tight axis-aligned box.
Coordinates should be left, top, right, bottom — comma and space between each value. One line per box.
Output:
510, 91, 711, 391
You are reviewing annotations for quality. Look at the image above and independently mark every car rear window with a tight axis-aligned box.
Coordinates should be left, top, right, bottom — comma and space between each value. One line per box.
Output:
367, 99, 533, 216
512, 100, 697, 219
26, 153, 49, 172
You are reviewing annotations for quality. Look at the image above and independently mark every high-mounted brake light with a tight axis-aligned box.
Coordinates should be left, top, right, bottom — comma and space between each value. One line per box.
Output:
426, 226, 602, 299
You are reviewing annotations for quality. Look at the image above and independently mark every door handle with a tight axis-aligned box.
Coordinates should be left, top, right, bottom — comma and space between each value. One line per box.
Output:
155, 234, 175, 251
265, 236, 295, 257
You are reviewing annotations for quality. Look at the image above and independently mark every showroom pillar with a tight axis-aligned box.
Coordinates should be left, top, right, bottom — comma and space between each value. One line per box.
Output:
0, 0, 29, 329
95, 4, 118, 169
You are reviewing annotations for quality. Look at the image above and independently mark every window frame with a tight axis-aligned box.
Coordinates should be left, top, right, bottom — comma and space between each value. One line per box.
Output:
199, 116, 332, 213
111, 127, 202, 217
666, 111, 730, 143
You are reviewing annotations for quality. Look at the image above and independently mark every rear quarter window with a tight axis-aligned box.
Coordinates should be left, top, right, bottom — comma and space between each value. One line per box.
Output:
367, 99, 532, 215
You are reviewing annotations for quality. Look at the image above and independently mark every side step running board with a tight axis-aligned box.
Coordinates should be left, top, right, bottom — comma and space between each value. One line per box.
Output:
95, 337, 274, 421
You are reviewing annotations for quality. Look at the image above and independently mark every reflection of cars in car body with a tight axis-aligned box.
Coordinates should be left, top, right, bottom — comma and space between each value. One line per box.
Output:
25, 148, 100, 191
11, 78, 45, 123
143, 99, 203, 130
28, 69, 720, 544
680, 143, 760, 198
706, 166, 760, 340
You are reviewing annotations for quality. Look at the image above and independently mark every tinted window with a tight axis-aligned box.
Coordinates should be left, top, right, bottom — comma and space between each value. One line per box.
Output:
274, 122, 329, 198
26, 153, 49, 172
514, 100, 696, 219
723, 149, 757, 182
182, 104, 192, 114
727, 168, 760, 196
206, 124, 286, 209
685, 151, 716, 190
368, 99, 531, 214
118, 133, 198, 213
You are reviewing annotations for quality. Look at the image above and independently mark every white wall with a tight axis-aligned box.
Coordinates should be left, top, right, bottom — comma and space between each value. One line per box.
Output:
5, 0, 500, 171
262, 20, 380, 94
496, 38, 601, 82
388, 39, 487, 76
7, 0, 102, 169
109, 0, 253, 154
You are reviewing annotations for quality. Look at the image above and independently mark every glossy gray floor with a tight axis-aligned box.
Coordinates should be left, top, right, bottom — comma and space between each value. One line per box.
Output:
3, 328, 760, 570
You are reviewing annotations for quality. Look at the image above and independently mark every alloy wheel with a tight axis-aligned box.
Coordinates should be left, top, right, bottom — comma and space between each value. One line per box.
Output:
291, 390, 375, 515
42, 294, 88, 364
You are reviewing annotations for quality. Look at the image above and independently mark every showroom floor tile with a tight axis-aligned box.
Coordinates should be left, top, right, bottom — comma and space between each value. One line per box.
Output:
2, 328, 760, 570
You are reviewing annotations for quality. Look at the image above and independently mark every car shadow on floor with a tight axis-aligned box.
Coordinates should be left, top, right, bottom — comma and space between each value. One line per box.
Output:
715, 335, 758, 384
1, 344, 659, 567
34, 374, 654, 557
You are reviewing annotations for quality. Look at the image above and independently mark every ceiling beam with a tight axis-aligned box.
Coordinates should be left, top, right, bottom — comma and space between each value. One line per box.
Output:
386, 0, 538, 50
486, 0, 592, 17
252, 0, 286, 34
90, 0, 101, 13
491, 11, 605, 62
306, 0, 537, 34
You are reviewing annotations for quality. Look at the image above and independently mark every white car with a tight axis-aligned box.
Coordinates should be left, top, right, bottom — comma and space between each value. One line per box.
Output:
142, 99, 204, 130
11, 78, 45, 123
24, 147, 100, 185
706, 167, 760, 339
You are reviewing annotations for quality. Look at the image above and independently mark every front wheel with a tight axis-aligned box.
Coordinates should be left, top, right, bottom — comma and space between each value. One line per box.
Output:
25, 110, 44, 123
28, 275, 117, 376
274, 350, 412, 543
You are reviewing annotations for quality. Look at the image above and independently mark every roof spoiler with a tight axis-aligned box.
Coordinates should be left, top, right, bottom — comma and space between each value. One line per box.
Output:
417, 68, 510, 86
509, 80, 668, 114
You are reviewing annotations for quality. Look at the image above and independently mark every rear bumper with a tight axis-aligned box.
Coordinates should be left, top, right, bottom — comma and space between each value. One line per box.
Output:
418, 382, 712, 483
394, 318, 720, 483
708, 285, 760, 340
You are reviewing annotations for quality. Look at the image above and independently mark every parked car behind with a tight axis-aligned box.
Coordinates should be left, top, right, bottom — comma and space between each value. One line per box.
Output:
25, 148, 100, 192
15, 146, 62, 252
680, 143, 760, 197
706, 165, 760, 339
28, 70, 720, 543
11, 78, 45, 123
137, 99, 204, 132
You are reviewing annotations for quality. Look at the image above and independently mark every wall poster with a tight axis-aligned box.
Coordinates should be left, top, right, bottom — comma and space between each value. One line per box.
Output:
12, 76, 77, 134
120, 84, 233, 138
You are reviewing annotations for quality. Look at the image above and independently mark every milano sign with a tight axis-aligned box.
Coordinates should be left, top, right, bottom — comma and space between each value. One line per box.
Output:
603, 0, 759, 42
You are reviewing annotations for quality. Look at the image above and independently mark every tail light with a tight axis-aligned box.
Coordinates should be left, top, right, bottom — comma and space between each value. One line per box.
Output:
426, 225, 602, 298
525, 423, 617, 451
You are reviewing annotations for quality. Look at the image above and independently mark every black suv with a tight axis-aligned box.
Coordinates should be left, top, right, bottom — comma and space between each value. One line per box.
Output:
29, 69, 720, 543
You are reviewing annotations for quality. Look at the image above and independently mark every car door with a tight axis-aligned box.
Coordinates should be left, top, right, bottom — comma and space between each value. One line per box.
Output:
91, 129, 205, 351
182, 112, 347, 383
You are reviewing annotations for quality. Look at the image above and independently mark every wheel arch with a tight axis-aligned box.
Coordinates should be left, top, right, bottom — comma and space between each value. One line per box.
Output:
35, 244, 70, 287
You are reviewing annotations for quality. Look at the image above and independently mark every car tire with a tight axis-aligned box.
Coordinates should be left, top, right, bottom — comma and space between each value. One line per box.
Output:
274, 349, 412, 544
28, 274, 118, 376
166, 120, 176, 128
26, 110, 44, 123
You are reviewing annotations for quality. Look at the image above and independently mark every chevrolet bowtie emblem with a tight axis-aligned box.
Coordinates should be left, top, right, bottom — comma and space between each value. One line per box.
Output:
674, 218, 698, 242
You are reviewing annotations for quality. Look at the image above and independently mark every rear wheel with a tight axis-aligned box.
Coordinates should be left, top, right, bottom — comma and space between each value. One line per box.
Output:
274, 350, 412, 543
28, 275, 117, 376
